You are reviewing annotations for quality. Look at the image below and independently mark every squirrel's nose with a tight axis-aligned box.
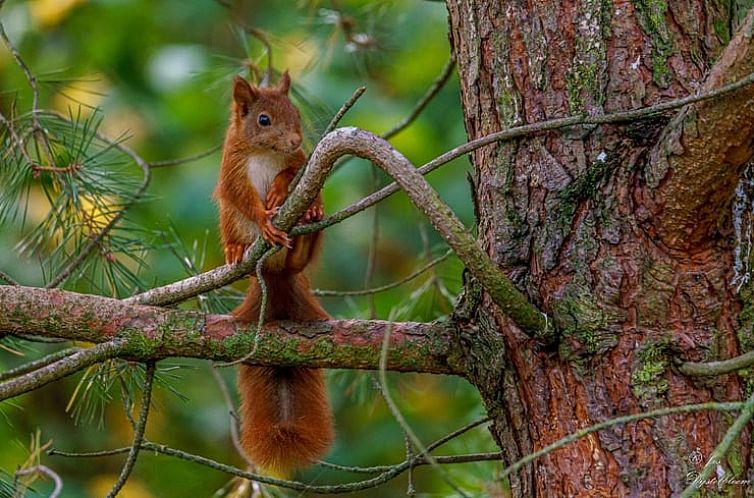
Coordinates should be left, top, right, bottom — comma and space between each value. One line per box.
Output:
288, 134, 302, 150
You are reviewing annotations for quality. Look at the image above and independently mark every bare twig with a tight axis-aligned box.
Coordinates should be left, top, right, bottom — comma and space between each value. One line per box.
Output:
149, 143, 222, 169
679, 392, 754, 497
383, 56, 456, 140
323, 86, 368, 137
50, 440, 500, 494
364, 167, 380, 317
313, 249, 452, 297
217, 246, 278, 368
15, 465, 63, 498
0, 270, 19, 285
290, 86, 367, 191
209, 365, 252, 466
498, 401, 745, 482
0, 340, 128, 401
0, 12, 54, 165
106, 361, 156, 498
377, 322, 470, 497
0, 347, 81, 382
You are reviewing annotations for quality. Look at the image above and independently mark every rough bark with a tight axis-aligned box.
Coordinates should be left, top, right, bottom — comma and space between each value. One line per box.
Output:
0, 285, 461, 375
447, 1, 754, 497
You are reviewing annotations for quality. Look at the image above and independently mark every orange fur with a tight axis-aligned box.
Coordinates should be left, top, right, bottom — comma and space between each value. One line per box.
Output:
214, 73, 333, 472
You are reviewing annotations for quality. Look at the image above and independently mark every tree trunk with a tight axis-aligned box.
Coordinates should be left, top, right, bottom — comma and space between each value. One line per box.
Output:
447, 1, 754, 496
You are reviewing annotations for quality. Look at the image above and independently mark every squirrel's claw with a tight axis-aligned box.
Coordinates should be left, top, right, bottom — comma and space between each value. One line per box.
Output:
302, 199, 324, 223
225, 243, 248, 264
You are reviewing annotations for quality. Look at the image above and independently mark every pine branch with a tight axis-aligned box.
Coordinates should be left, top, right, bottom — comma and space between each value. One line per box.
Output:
0, 340, 128, 401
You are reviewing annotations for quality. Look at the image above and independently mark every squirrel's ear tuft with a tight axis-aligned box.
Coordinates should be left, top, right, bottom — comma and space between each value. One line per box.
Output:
277, 70, 291, 94
233, 76, 257, 115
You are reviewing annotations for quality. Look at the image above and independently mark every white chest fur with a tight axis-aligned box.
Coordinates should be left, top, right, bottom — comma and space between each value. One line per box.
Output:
246, 152, 286, 200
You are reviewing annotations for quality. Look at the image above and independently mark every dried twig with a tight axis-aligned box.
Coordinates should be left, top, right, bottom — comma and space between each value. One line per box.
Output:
149, 143, 222, 169
105, 361, 156, 498
383, 56, 456, 140
313, 249, 452, 297
679, 393, 754, 497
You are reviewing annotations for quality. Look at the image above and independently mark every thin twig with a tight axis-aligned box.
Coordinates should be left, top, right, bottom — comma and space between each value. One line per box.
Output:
0, 340, 128, 401
364, 167, 380, 317
209, 364, 253, 466
323, 87, 368, 137
105, 361, 156, 498
0, 347, 81, 382
0, 269, 19, 286
313, 249, 452, 297
678, 392, 754, 498
0, 12, 54, 165
49, 440, 499, 494
498, 401, 746, 482
383, 56, 456, 140
377, 321, 470, 497
15, 465, 63, 498
405, 434, 416, 497
290, 86, 367, 191
317, 415, 492, 474
216, 247, 277, 368
149, 143, 222, 169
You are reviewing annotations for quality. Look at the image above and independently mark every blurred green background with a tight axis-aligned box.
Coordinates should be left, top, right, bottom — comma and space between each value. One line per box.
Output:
0, 1, 500, 496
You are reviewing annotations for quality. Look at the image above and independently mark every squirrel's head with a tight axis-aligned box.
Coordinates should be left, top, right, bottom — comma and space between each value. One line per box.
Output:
231, 72, 303, 155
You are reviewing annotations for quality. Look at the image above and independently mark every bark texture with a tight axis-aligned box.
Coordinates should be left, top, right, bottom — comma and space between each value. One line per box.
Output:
447, 1, 754, 496
0, 285, 460, 375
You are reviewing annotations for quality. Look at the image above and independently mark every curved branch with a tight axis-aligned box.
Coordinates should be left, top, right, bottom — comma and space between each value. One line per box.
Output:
648, 7, 754, 249
677, 349, 754, 376
282, 127, 550, 339
0, 285, 461, 376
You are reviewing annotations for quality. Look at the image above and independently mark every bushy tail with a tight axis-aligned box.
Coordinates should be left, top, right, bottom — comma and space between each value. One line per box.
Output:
234, 271, 334, 473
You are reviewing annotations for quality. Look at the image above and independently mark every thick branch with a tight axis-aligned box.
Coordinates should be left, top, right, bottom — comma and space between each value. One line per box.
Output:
649, 7, 754, 249
0, 285, 461, 375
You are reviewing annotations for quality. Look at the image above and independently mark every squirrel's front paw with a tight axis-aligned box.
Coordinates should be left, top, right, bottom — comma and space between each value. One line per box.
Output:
224, 243, 248, 264
261, 218, 291, 249
302, 199, 324, 223
266, 185, 287, 211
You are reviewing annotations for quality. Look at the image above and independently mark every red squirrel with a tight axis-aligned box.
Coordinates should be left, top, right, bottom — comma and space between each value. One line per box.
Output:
214, 72, 333, 473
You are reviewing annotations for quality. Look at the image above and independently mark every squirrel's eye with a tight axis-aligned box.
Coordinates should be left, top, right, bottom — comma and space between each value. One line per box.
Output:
258, 114, 271, 126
